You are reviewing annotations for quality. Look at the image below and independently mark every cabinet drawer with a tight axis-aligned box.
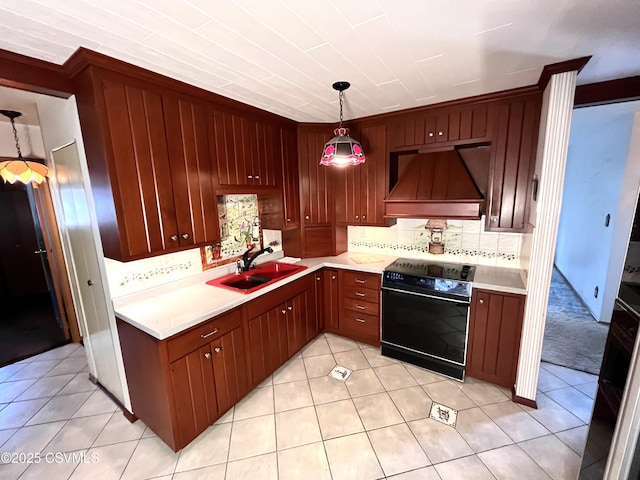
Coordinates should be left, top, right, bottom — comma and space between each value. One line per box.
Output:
342, 297, 379, 316
167, 309, 241, 363
341, 310, 379, 337
341, 270, 380, 289
343, 284, 379, 304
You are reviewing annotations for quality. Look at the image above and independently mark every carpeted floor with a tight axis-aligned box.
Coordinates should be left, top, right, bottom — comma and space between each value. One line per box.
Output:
541, 267, 610, 375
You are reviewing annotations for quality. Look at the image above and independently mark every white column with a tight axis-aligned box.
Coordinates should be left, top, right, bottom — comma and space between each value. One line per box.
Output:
515, 71, 577, 401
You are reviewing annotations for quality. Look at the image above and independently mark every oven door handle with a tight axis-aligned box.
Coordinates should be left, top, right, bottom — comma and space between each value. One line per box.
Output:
381, 286, 470, 306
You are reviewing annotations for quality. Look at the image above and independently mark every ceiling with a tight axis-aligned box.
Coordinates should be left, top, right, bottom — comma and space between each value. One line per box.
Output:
0, 0, 639, 124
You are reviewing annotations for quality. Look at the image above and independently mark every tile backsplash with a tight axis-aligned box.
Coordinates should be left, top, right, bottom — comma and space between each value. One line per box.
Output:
348, 217, 524, 268
105, 214, 527, 298
106, 194, 264, 298
105, 248, 203, 298
217, 194, 261, 258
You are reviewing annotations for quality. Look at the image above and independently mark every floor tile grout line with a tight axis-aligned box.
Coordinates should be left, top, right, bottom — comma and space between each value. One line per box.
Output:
272, 362, 281, 480
300, 344, 335, 480
116, 437, 142, 480
515, 434, 573, 480
9, 347, 87, 480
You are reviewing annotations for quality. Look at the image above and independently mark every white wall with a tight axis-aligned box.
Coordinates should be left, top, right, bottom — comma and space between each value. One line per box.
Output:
33, 93, 131, 410
555, 101, 640, 322
0, 122, 46, 159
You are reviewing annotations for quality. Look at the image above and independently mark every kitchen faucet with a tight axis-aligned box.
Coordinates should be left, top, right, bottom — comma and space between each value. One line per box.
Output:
239, 246, 273, 272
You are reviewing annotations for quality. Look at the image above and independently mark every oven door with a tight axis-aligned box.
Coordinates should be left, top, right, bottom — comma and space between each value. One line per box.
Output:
381, 286, 470, 366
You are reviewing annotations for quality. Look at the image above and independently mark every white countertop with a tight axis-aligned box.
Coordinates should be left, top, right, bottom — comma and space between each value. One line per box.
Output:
113, 252, 526, 340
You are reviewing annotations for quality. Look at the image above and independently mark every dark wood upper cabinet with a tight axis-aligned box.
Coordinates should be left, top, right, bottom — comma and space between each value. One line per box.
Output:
280, 127, 300, 229
334, 123, 388, 226
209, 108, 281, 188
76, 71, 220, 261
389, 104, 489, 150
486, 93, 542, 232
298, 126, 333, 225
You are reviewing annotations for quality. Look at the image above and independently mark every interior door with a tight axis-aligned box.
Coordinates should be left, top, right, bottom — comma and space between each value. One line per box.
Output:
50, 141, 126, 405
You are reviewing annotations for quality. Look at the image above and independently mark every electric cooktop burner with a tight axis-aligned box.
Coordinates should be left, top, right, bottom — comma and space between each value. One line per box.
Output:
384, 258, 475, 282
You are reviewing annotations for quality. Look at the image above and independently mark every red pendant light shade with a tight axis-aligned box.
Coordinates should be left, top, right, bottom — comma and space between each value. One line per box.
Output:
320, 82, 366, 167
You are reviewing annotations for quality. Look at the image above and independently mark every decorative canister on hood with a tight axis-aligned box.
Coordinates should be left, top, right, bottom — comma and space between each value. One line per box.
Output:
425, 219, 448, 254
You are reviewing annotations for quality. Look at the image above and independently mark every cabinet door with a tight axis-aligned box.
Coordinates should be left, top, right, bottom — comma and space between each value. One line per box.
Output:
314, 272, 325, 332
467, 289, 525, 388
323, 269, 340, 332
334, 163, 359, 225
286, 288, 315, 355
208, 109, 241, 186
487, 94, 541, 231
359, 124, 387, 225
280, 127, 300, 229
101, 79, 177, 257
163, 96, 219, 247
210, 326, 249, 414
255, 122, 280, 187
169, 345, 218, 448
298, 126, 332, 224
390, 105, 489, 150
334, 124, 386, 226
248, 306, 289, 386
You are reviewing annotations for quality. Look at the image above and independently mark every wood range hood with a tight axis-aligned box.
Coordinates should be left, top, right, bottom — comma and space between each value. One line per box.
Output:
384, 150, 485, 220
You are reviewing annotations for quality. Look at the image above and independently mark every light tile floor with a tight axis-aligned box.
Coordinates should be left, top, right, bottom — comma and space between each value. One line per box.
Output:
0, 334, 597, 480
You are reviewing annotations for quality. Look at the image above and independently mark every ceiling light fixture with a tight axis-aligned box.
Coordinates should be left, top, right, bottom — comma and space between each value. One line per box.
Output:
0, 110, 48, 185
320, 81, 365, 167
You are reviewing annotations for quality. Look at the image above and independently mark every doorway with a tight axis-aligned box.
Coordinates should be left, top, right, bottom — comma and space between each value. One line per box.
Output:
0, 180, 68, 366
542, 100, 640, 375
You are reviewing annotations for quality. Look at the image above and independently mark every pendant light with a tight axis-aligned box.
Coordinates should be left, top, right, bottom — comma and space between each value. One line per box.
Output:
320, 81, 366, 167
0, 110, 48, 184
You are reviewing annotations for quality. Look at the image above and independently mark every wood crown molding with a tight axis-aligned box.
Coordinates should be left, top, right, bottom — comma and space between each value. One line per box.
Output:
574, 76, 640, 107
537, 56, 591, 91
0, 48, 72, 98
63, 47, 297, 128
351, 84, 541, 126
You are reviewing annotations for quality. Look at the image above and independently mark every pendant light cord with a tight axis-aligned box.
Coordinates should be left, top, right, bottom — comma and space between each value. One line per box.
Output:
338, 90, 344, 128
9, 118, 23, 159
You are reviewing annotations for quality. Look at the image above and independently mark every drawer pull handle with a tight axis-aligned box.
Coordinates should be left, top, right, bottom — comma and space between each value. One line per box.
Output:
356, 318, 366, 323
201, 328, 218, 339
355, 279, 367, 284
479, 299, 484, 304
355, 291, 366, 297
287, 305, 293, 311
332, 275, 336, 280
170, 234, 178, 241
204, 352, 211, 359
214, 347, 222, 353
181, 233, 189, 240
356, 304, 365, 310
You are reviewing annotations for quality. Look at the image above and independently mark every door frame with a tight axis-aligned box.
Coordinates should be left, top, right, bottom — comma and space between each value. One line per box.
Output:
32, 181, 82, 342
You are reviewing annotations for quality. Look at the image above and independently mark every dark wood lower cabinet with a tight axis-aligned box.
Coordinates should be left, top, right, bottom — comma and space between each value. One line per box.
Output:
120, 269, 529, 452
247, 307, 289, 387
116, 308, 246, 451
243, 275, 317, 388
322, 269, 340, 332
169, 345, 217, 449
210, 328, 248, 414
467, 288, 526, 388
